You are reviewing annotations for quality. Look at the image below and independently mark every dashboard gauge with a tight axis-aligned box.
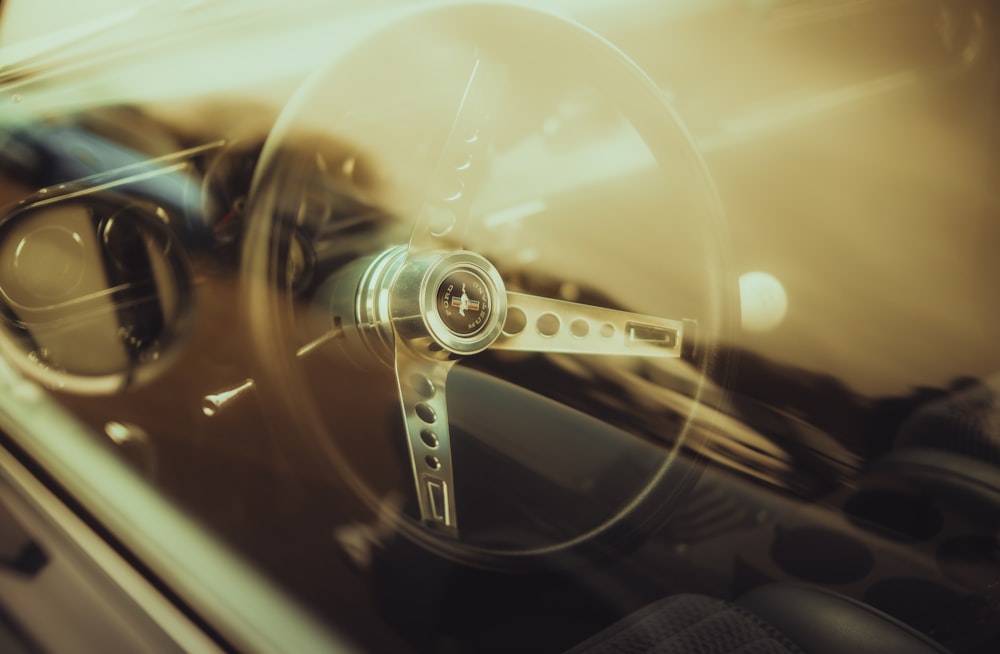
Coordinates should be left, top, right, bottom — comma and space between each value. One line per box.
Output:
0, 195, 193, 393
200, 141, 262, 248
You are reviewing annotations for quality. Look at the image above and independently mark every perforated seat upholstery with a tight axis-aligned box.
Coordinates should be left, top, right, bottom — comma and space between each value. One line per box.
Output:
566, 583, 949, 654
565, 594, 803, 654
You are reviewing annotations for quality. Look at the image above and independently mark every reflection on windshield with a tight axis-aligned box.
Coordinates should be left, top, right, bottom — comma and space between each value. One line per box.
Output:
0, 1, 998, 652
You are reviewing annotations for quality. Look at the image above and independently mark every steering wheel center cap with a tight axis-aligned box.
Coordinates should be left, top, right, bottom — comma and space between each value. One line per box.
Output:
388, 249, 507, 358
436, 269, 492, 337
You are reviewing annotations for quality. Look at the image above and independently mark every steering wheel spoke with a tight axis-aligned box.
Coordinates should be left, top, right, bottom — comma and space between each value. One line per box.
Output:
394, 347, 460, 537
409, 54, 507, 254
494, 291, 697, 360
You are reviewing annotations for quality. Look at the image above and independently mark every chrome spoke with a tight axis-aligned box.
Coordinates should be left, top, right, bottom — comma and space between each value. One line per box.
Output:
409, 54, 506, 253
394, 346, 460, 537
494, 291, 697, 359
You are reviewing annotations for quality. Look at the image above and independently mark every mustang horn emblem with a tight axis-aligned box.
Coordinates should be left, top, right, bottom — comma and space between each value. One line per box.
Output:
451, 283, 480, 316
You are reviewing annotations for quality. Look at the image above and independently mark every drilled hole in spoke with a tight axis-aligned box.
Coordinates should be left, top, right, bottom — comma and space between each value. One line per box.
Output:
570, 319, 589, 338
415, 403, 437, 423
420, 429, 439, 448
537, 313, 560, 337
600, 323, 615, 338
442, 184, 464, 204
503, 307, 527, 336
411, 374, 436, 398
428, 208, 457, 236
425, 455, 442, 470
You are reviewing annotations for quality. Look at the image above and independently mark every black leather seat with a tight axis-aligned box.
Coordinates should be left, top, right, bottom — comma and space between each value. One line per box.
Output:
871, 375, 1000, 522
566, 582, 948, 654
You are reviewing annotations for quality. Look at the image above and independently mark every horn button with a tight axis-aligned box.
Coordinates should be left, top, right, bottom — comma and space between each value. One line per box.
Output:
342, 247, 506, 360
404, 250, 506, 357
436, 269, 492, 337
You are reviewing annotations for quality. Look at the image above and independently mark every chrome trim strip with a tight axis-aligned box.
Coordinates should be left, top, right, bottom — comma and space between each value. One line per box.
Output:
0, 357, 355, 653
0, 445, 224, 654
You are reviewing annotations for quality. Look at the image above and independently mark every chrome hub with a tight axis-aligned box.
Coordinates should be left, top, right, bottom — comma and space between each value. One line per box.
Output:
329, 247, 507, 364
391, 249, 507, 358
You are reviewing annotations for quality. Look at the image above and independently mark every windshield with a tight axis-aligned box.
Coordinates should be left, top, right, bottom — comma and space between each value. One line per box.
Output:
0, 1, 998, 652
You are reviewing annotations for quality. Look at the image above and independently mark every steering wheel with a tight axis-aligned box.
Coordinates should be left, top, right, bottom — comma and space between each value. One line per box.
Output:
243, 3, 732, 566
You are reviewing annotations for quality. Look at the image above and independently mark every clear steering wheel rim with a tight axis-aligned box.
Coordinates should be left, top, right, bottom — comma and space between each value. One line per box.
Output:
242, 3, 734, 567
